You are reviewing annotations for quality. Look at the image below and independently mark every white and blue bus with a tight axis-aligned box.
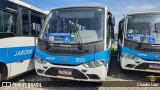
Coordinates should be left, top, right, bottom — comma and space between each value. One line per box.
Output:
118, 12, 160, 73
0, 0, 48, 80
34, 5, 115, 83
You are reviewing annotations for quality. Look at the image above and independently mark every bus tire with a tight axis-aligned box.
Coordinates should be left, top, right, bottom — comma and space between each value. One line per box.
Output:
0, 63, 8, 80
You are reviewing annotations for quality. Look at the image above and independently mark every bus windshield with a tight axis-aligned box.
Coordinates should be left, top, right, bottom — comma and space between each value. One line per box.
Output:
126, 15, 160, 44
41, 8, 104, 44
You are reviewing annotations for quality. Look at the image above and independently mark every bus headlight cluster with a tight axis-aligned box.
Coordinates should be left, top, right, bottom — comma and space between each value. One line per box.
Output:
34, 56, 47, 64
83, 60, 105, 68
123, 53, 139, 60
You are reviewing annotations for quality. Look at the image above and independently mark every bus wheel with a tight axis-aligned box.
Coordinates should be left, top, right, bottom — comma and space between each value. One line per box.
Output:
0, 63, 8, 80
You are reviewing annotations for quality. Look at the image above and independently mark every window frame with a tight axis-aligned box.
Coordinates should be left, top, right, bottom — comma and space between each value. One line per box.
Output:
30, 11, 42, 36
21, 8, 30, 35
106, 14, 112, 46
0, 8, 16, 36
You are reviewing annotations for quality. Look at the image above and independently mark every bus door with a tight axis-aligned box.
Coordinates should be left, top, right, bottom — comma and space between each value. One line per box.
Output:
10, 8, 35, 77
118, 20, 124, 61
31, 12, 43, 45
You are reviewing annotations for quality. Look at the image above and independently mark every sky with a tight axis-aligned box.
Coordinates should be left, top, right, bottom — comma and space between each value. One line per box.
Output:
22, 0, 160, 33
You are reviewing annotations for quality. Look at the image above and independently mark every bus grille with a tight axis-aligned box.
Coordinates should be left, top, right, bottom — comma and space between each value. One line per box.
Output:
135, 47, 160, 53
135, 63, 160, 70
46, 49, 89, 55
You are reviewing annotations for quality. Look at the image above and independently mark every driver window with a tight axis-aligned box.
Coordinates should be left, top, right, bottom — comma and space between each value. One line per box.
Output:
106, 15, 112, 46
21, 9, 30, 35
31, 12, 42, 36
118, 21, 124, 44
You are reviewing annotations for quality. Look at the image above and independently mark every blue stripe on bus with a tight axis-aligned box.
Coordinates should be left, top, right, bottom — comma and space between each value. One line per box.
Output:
35, 49, 111, 66
0, 46, 35, 64
120, 46, 160, 61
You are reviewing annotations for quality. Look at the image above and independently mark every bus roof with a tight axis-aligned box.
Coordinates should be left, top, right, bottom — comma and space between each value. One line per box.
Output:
9, 0, 49, 14
127, 12, 160, 16
51, 4, 107, 11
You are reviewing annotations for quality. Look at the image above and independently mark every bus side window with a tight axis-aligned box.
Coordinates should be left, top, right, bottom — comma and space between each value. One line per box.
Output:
21, 9, 30, 35
0, 10, 15, 36
0, 10, 3, 32
31, 12, 42, 36
4, 12, 15, 33
106, 16, 111, 47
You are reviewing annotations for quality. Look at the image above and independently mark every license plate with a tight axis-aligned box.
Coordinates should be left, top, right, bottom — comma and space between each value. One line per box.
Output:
58, 69, 72, 75
149, 64, 160, 69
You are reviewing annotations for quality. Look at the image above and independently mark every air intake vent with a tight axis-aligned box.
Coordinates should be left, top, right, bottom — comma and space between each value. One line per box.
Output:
135, 47, 160, 53
46, 48, 89, 55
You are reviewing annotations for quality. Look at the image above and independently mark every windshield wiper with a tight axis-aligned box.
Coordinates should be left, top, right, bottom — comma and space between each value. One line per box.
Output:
136, 24, 150, 49
155, 23, 160, 38
74, 18, 84, 50
44, 34, 51, 50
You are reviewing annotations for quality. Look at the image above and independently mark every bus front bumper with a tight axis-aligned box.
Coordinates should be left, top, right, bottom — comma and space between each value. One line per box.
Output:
34, 61, 107, 82
121, 57, 160, 73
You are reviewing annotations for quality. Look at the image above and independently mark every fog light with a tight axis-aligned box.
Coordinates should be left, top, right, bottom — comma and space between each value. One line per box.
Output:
37, 69, 44, 74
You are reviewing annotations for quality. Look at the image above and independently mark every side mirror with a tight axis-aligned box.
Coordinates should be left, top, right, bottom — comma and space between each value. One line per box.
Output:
111, 16, 115, 38
118, 21, 123, 32
112, 16, 115, 26
118, 20, 124, 40
41, 15, 47, 25
118, 21, 121, 32
111, 27, 114, 38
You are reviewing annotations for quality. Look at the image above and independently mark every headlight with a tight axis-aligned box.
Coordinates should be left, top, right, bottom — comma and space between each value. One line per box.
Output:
93, 61, 100, 67
34, 56, 47, 64
84, 62, 95, 68
123, 53, 139, 60
83, 60, 105, 68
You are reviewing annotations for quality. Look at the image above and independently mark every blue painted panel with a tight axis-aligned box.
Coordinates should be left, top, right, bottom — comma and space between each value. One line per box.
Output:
120, 46, 160, 61
0, 46, 35, 64
35, 49, 111, 66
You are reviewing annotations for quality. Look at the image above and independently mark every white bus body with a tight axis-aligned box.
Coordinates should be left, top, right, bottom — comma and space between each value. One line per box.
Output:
0, 0, 48, 80
34, 5, 115, 84
118, 12, 160, 73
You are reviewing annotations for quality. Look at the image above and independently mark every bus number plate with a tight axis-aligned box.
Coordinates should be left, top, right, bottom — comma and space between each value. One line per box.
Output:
58, 69, 72, 75
149, 64, 160, 69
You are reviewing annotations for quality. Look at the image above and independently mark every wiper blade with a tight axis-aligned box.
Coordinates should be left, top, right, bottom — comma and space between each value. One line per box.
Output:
136, 24, 150, 49
74, 18, 84, 49
141, 24, 150, 42
43, 34, 51, 49
155, 22, 160, 38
